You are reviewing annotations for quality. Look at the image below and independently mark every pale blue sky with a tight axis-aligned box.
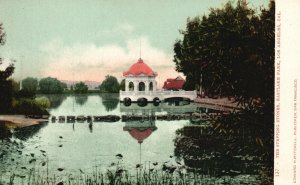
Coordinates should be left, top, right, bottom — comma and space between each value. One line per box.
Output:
0, 0, 269, 83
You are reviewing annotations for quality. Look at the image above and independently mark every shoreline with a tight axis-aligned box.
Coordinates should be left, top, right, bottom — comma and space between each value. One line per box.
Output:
0, 115, 48, 128
0, 98, 239, 127
194, 97, 241, 111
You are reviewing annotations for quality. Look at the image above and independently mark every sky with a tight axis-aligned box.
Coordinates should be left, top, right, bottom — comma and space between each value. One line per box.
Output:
0, 0, 269, 85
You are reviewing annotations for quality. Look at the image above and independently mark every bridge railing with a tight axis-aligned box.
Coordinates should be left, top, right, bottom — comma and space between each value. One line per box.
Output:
161, 90, 196, 96
120, 90, 196, 97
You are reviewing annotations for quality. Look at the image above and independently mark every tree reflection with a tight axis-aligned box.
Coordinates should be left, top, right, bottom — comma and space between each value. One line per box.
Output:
88, 122, 93, 133
13, 122, 47, 140
100, 93, 119, 112
174, 125, 268, 177
0, 122, 12, 139
41, 94, 67, 109
75, 94, 88, 106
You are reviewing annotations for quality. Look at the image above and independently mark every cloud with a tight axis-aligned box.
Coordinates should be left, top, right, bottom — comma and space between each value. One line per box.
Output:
97, 23, 135, 38
41, 37, 182, 87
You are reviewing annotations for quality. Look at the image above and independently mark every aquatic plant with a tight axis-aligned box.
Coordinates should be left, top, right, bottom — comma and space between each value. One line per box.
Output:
2, 155, 263, 185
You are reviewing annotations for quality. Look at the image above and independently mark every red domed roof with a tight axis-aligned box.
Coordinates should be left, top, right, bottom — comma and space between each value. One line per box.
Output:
123, 58, 157, 76
128, 128, 153, 143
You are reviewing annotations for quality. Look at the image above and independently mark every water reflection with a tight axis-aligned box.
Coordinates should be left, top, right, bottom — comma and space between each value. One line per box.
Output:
0, 121, 47, 180
100, 93, 119, 112
0, 121, 47, 141
120, 101, 200, 114
41, 94, 67, 109
0, 122, 12, 139
0, 95, 268, 184
174, 125, 264, 177
88, 122, 93, 133
123, 115, 157, 164
75, 94, 88, 106
13, 123, 47, 140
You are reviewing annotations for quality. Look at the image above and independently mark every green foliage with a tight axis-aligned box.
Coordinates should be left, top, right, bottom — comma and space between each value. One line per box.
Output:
74, 81, 88, 94
0, 23, 15, 113
35, 96, 51, 109
173, 1, 275, 174
10, 79, 20, 93
99, 75, 120, 93
22, 77, 38, 94
174, 0, 274, 109
182, 76, 195, 91
43, 94, 67, 109
61, 82, 68, 91
15, 89, 35, 99
12, 98, 49, 115
100, 93, 119, 111
119, 79, 125, 91
39, 77, 65, 94
75, 94, 88, 105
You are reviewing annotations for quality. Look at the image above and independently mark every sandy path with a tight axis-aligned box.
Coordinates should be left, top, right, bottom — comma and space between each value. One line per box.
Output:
0, 115, 48, 128
194, 97, 241, 110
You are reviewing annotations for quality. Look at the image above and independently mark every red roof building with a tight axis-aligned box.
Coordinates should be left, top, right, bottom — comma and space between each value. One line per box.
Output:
123, 58, 157, 77
163, 76, 185, 90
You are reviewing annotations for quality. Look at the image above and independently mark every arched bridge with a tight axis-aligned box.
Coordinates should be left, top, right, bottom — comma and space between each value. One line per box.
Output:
120, 90, 197, 102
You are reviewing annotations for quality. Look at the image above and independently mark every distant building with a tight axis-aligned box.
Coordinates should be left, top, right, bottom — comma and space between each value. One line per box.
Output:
162, 76, 185, 90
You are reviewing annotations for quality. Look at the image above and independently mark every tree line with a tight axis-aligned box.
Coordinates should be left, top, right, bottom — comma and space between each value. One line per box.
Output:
20, 75, 122, 95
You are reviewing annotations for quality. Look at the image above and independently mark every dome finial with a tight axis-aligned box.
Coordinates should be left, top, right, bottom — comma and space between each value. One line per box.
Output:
139, 40, 142, 60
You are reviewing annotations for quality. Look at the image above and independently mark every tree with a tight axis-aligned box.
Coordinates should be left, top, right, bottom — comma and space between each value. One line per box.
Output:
22, 77, 38, 94
39, 77, 65, 94
0, 23, 15, 113
10, 79, 20, 94
173, 0, 274, 108
61, 82, 68, 91
99, 75, 120, 93
119, 79, 125, 91
182, 75, 195, 91
173, 1, 275, 181
74, 82, 88, 94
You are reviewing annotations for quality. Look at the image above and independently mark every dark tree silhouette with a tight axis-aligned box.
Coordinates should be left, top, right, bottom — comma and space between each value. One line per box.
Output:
22, 77, 38, 94
99, 75, 120, 93
39, 77, 65, 94
74, 81, 88, 94
173, 0, 274, 109
0, 23, 15, 113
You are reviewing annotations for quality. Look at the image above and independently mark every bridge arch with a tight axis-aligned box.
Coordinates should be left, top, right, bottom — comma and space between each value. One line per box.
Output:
123, 97, 131, 106
137, 97, 148, 107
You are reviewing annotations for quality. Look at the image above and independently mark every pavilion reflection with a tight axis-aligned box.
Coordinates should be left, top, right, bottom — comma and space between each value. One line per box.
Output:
120, 102, 160, 166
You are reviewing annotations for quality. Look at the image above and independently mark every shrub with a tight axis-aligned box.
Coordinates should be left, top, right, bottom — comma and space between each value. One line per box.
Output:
12, 98, 49, 115
35, 96, 51, 109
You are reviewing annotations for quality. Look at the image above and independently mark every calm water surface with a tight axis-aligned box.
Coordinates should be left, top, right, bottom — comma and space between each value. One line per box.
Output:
0, 94, 265, 184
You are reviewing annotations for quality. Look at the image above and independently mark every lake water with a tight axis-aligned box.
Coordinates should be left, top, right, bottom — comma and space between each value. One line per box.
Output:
0, 94, 268, 184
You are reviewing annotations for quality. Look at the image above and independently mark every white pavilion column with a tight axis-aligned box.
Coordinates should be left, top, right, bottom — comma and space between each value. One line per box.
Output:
145, 81, 149, 92
125, 79, 128, 91
134, 81, 138, 92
